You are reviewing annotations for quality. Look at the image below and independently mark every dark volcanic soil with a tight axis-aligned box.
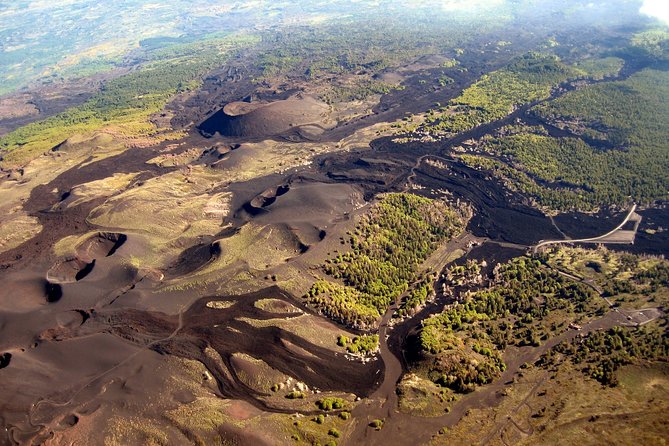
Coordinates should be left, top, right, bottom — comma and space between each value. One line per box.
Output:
1, 287, 379, 445
155, 288, 379, 398
198, 95, 332, 139
418, 159, 561, 245
614, 204, 669, 256
552, 208, 630, 239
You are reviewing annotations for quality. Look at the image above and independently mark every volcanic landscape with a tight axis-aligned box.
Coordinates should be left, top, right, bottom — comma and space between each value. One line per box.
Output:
1, 2, 668, 445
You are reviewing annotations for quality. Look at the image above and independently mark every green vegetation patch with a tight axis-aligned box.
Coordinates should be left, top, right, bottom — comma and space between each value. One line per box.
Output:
573, 57, 625, 80
406, 53, 581, 138
305, 280, 382, 328
628, 28, 669, 62
549, 324, 669, 386
417, 248, 669, 399
336, 334, 379, 355
104, 415, 169, 446
316, 397, 346, 411
397, 273, 437, 317
526, 69, 669, 209
0, 212, 42, 255
165, 396, 231, 439
369, 419, 384, 430
456, 69, 669, 212
547, 246, 669, 308
86, 167, 230, 268
456, 152, 585, 212
397, 373, 456, 417
253, 20, 467, 84
321, 79, 402, 104
306, 193, 465, 328
418, 256, 605, 393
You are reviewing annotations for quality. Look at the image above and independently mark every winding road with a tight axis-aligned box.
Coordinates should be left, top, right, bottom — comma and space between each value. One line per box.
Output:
533, 204, 640, 253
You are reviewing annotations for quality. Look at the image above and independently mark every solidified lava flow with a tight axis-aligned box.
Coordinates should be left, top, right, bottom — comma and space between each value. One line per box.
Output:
101, 287, 380, 407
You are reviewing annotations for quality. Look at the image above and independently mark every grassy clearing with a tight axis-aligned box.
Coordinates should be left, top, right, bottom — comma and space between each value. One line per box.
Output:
164, 397, 232, 438
0, 212, 41, 255
165, 358, 354, 445
88, 168, 225, 242
205, 301, 235, 310
551, 322, 668, 386
52, 231, 102, 258
547, 246, 669, 309
254, 299, 302, 314
147, 148, 203, 168
0, 130, 132, 237
231, 353, 291, 394
59, 172, 140, 210
214, 224, 304, 271
105, 416, 170, 446
161, 223, 309, 292
281, 410, 353, 446
86, 167, 230, 268
427, 362, 669, 446
208, 139, 339, 183
398, 373, 456, 417
573, 57, 624, 80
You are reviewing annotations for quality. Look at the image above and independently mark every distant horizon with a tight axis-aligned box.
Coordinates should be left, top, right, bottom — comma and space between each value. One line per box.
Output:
1, 0, 667, 96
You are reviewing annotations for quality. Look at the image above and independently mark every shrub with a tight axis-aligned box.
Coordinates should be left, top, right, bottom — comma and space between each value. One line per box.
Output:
316, 397, 345, 411
369, 419, 384, 429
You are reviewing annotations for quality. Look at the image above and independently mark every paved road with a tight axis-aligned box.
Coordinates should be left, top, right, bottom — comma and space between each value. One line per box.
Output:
534, 204, 638, 253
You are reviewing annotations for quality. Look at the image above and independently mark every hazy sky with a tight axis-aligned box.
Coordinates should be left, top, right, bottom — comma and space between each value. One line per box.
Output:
432, 0, 669, 24
641, 0, 669, 24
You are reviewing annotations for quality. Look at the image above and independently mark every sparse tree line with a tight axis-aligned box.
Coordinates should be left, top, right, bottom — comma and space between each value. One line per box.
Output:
306, 193, 467, 328
417, 257, 604, 393
548, 325, 669, 386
